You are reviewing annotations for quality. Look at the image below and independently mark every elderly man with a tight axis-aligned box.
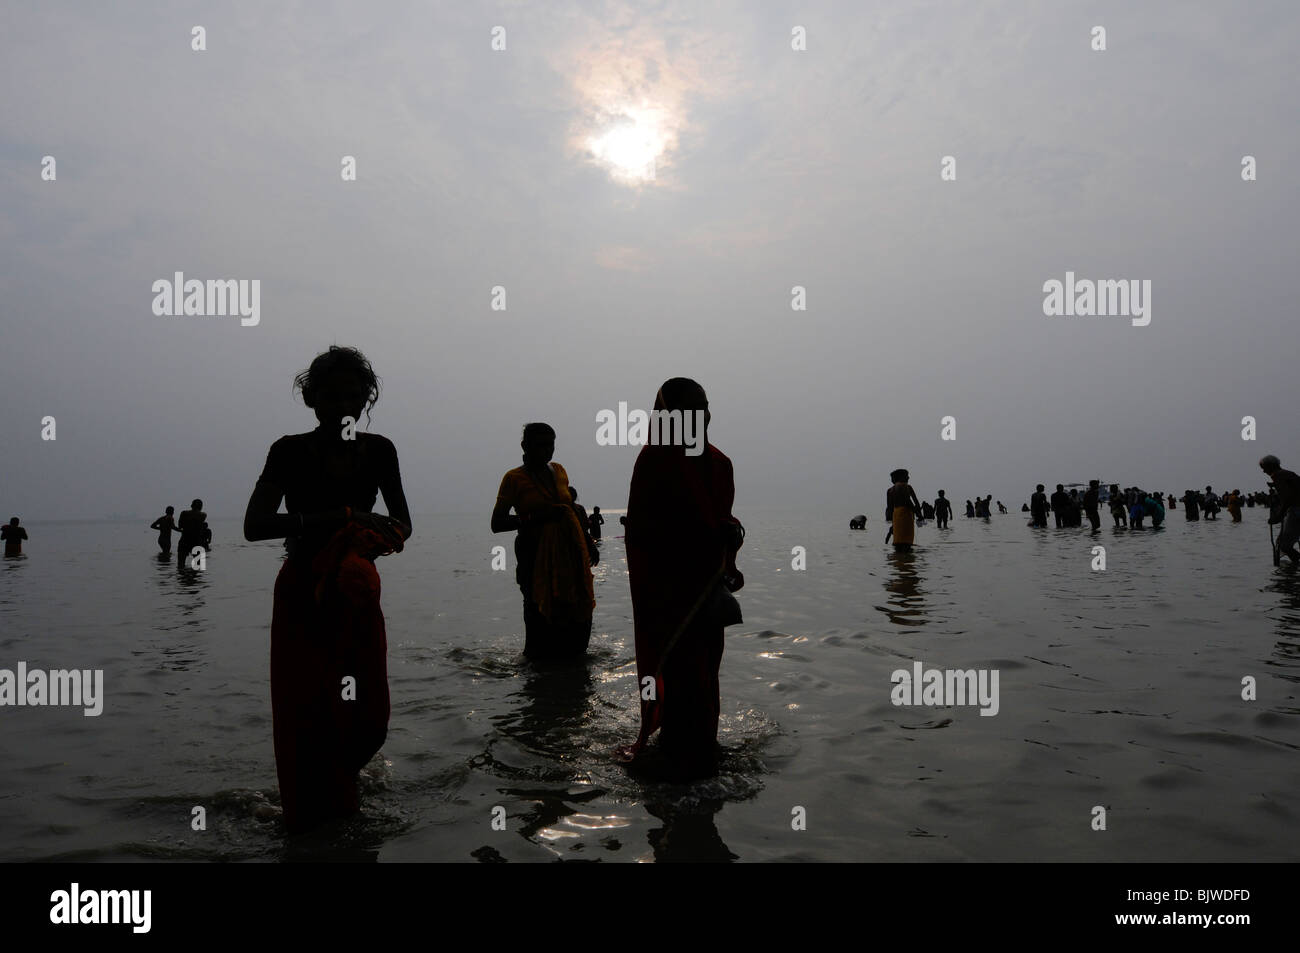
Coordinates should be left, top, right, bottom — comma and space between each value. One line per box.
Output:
1260, 455, 1300, 565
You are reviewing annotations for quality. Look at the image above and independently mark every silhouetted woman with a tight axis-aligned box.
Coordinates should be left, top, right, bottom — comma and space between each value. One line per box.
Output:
243, 346, 411, 835
887, 469, 922, 551
491, 423, 597, 661
623, 378, 744, 779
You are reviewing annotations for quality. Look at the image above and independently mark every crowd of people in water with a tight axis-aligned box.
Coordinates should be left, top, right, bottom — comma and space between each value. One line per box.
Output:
8, 343, 1300, 840
858, 463, 1300, 565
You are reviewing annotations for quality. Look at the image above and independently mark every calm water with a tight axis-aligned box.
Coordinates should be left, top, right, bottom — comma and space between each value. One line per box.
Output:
1, 509, 1296, 862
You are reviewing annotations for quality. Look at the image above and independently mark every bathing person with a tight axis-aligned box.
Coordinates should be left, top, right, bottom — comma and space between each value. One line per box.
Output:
176, 499, 208, 568
492, 423, 597, 661
887, 469, 923, 552
243, 345, 411, 834
1, 517, 28, 556
1084, 480, 1101, 531
1260, 455, 1300, 564
150, 506, 177, 556
625, 378, 744, 779
934, 491, 952, 529
1030, 485, 1050, 528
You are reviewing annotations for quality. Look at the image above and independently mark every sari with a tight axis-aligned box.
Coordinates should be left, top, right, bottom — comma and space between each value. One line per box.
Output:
625, 443, 743, 775
271, 522, 391, 833
496, 462, 595, 660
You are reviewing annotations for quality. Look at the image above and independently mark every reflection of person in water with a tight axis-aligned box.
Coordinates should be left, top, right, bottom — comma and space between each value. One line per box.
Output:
492, 423, 598, 663
176, 499, 208, 568
243, 345, 412, 835
150, 506, 177, 556
2, 517, 28, 556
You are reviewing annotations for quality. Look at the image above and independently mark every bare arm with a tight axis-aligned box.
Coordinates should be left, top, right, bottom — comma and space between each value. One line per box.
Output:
243, 481, 349, 542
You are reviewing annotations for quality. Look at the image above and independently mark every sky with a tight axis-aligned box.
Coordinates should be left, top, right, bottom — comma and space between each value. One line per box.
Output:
2, 0, 1297, 520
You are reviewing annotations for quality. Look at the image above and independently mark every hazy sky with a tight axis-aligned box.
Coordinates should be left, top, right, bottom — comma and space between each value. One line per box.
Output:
3, 0, 1297, 520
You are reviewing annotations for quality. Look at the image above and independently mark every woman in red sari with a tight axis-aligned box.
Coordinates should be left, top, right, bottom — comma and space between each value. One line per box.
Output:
624, 378, 744, 780
243, 346, 411, 834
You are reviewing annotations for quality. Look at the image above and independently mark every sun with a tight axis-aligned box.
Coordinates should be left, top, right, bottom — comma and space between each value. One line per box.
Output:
586, 105, 671, 184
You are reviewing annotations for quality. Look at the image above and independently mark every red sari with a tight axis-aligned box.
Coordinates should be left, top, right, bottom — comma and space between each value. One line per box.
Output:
271, 522, 391, 833
625, 443, 743, 774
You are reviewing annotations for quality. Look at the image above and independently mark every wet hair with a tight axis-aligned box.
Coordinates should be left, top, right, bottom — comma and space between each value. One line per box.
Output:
165, 506, 174, 514
938, 490, 945, 496
890, 469, 908, 483
1036, 484, 1045, 492
191, 499, 203, 510
522, 422, 556, 445
294, 346, 381, 419
1260, 454, 1280, 471
592, 505, 600, 512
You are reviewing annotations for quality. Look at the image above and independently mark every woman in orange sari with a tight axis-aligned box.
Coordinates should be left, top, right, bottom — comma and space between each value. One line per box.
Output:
623, 378, 744, 780
243, 346, 411, 834
492, 423, 597, 661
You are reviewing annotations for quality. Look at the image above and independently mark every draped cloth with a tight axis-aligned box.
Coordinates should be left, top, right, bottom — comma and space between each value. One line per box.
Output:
271, 522, 391, 833
532, 506, 596, 621
623, 443, 743, 773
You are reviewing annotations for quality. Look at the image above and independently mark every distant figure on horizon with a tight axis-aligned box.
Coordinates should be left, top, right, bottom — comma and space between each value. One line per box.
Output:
623, 378, 744, 780
996, 500, 1007, 514
493, 422, 597, 662
1261, 455, 1300, 565
934, 491, 952, 529
243, 345, 412, 834
2, 517, 28, 556
588, 505, 605, 540
965, 499, 975, 518
886, 469, 922, 551
150, 506, 177, 556
1084, 480, 1101, 531
175, 499, 208, 569
1030, 485, 1050, 528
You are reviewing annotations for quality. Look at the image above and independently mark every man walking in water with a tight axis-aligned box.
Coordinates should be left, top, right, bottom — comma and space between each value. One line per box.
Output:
1030, 485, 1050, 528
2, 517, 28, 556
1050, 484, 1069, 528
934, 490, 952, 529
1084, 480, 1101, 532
1261, 455, 1300, 565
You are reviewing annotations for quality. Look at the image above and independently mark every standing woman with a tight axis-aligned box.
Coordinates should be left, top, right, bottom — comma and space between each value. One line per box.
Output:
243, 346, 411, 835
887, 469, 922, 551
491, 423, 597, 661
623, 378, 744, 779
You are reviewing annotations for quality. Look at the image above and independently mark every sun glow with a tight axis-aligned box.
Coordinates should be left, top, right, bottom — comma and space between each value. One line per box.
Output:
586, 105, 671, 184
